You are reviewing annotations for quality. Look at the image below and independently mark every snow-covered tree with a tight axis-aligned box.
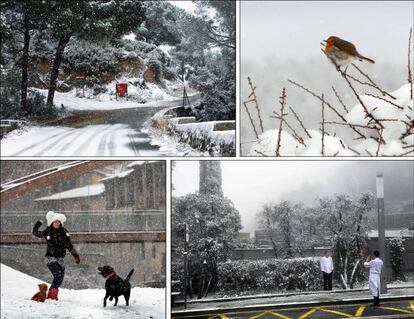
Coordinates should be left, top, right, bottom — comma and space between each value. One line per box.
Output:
387, 237, 406, 281
318, 193, 374, 289
257, 201, 308, 258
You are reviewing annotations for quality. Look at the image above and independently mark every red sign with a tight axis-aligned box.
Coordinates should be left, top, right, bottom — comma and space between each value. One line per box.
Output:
116, 83, 128, 95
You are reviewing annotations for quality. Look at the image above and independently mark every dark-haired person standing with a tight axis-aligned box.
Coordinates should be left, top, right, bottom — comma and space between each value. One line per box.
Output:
320, 250, 334, 291
364, 250, 383, 307
32, 211, 80, 301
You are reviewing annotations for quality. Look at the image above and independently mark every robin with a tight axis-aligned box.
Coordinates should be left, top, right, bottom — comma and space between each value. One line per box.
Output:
321, 36, 375, 70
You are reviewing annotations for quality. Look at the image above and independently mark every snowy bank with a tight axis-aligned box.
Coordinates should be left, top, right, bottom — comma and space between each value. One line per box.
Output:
249, 84, 414, 156
0, 264, 165, 319
147, 107, 236, 156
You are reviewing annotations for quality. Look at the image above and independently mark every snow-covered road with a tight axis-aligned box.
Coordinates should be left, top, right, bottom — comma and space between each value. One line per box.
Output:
1, 264, 165, 319
1, 93, 201, 156
0, 124, 152, 156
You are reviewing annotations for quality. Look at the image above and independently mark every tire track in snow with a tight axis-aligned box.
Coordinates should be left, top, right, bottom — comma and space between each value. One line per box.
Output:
51, 128, 89, 156
70, 125, 113, 156
96, 125, 122, 156
10, 127, 77, 156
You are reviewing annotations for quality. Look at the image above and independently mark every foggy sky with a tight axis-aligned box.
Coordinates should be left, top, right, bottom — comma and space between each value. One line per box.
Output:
172, 161, 414, 233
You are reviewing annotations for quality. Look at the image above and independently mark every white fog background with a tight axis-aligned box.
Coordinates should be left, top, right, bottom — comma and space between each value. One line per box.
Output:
172, 161, 414, 234
241, 1, 414, 154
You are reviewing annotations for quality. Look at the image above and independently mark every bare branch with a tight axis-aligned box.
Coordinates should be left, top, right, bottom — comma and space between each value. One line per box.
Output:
254, 150, 268, 156
338, 69, 384, 129
247, 77, 264, 133
351, 63, 396, 100
321, 94, 325, 156
332, 86, 349, 113
364, 93, 404, 110
288, 79, 366, 139
242, 102, 259, 139
289, 106, 312, 138
376, 128, 383, 156
275, 88, 287, 156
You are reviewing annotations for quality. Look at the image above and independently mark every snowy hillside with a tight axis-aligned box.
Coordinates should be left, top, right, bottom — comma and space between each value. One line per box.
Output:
0, 264, 164, 319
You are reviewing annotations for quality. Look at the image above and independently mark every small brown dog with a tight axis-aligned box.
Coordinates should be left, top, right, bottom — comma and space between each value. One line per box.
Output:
31, 283, 48, 302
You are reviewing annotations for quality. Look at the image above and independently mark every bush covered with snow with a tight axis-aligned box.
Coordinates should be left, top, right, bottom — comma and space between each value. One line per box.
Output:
217, 258, 322, 294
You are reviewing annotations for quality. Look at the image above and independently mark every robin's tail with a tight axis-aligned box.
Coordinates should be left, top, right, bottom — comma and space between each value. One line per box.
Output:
358, 55, 375, 64
126, 269, 134, 282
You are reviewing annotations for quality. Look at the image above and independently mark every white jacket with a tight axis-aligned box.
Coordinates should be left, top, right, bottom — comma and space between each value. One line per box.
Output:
320, 256, 334, 274
364, 257, 383, 297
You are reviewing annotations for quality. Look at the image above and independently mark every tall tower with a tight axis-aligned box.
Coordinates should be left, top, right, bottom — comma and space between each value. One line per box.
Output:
199, 161, 223, 196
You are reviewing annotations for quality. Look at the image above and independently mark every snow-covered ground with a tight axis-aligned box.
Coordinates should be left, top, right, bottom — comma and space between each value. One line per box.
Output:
249, 84, 414, 156
34, 86, 179, 111
0, 124, 146, 156
0, 264, 165, 319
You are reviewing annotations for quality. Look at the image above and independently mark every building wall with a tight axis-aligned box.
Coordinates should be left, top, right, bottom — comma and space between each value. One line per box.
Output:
35, 194, 107, 212
0, 241, 165, 289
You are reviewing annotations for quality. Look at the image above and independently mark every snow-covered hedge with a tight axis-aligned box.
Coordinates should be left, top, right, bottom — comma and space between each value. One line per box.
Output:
170, 120, 236, 157
217, 258, 322, 294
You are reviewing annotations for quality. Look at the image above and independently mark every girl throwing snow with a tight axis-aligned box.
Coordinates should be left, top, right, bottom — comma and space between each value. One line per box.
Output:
32, 211, 80, 301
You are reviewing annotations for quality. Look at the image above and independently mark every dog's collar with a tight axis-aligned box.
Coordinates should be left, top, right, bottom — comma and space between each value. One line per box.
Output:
105, 272, 116, 280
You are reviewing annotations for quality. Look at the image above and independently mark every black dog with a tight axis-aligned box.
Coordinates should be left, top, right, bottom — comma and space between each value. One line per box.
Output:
98, 265, 134, 307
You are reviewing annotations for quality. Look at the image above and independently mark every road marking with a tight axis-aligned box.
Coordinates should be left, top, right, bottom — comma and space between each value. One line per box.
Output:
318, 307, 353, 318
207, 315, 228, 319
249, 311, 271, 319
379, 306, 414, 314
355, 304, 366, 317
298, 307, 319, 319
268, 311, 292, 319
410, 301, 414, 312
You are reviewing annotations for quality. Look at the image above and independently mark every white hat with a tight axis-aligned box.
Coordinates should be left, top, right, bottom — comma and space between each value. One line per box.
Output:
46, 211, 67, 226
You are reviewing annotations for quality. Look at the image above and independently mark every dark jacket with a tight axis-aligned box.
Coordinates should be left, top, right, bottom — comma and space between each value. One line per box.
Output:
32, 221, 78, 259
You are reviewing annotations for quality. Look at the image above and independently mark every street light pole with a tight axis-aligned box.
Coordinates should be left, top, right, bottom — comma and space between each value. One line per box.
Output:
183, 223, 189, 309
376, 172, 387, 294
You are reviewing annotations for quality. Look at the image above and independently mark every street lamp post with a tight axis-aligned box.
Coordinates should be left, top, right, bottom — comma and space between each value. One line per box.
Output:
183, 223, 189, 309
376, 172, 387, 294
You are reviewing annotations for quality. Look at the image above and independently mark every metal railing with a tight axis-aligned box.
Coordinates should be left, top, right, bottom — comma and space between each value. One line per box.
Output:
0, 210, 165, 233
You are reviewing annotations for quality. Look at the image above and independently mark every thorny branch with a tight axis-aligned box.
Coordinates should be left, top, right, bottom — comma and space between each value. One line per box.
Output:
351, 63, 396, 100
337, 68, 384, 130
332, 86, 349, 113
275, 88, 287, 156
289, 106, 312, 138
247, 77, 264, 133
243, 102, 259, 139
364, 93, 404, 110
288, 79, 366, 139
321, 94, 325, 156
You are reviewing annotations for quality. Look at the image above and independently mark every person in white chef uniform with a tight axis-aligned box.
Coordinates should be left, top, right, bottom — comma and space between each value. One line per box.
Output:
364, 250, 384, 307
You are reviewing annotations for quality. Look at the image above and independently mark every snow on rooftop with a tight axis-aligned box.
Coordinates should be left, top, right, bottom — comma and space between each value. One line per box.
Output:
100, 169, 134, 182
35, 184, 105, 201
1, 263, 165, 319
367, 229, 414, 238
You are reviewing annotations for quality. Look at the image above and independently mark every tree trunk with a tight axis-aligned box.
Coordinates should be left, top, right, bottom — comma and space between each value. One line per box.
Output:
46, 32, 72, 108
20, 11, 30, 114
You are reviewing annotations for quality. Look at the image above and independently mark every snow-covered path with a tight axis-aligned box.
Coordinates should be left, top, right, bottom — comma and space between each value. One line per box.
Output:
0, 124, 151, 156
1, 264, 165, 319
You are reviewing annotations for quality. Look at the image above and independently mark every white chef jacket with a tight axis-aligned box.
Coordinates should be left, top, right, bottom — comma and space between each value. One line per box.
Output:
320, 256, 334, 274
364, 257, 383, 297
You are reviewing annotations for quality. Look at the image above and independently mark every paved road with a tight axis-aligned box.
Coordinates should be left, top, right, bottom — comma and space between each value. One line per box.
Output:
1, 95, 199, 156
172, 300, 414, 319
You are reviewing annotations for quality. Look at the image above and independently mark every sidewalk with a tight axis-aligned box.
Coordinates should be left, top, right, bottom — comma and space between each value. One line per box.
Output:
173, 286, 414, 311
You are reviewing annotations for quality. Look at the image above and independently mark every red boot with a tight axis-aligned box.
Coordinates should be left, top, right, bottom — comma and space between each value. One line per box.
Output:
47, 288, 59, 301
